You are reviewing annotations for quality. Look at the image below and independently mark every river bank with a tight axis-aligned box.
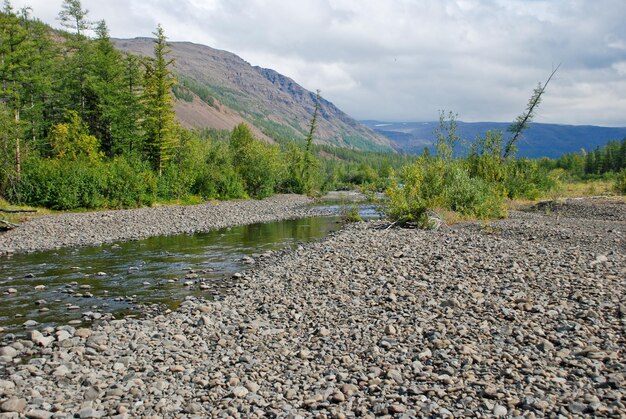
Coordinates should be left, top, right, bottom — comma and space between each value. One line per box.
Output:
0, 198, 625, 417
0, 195, 325, 256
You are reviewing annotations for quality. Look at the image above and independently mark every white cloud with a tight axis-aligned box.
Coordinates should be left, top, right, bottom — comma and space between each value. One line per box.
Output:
8, 0, 626, 126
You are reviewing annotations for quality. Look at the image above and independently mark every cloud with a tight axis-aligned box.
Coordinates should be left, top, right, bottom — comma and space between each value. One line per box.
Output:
8, 0, 626, 126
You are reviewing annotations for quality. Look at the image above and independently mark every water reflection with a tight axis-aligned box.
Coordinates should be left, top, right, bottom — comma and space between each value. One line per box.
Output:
0, 216, 343, 334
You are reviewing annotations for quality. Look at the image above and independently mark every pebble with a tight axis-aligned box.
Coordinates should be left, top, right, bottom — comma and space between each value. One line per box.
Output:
24, 409, 52, 419
232, 386, 249, 398
0, 398, 26, 413
493, 405, 507, 417
0, 198, 622, 417
0, 347, 18, 358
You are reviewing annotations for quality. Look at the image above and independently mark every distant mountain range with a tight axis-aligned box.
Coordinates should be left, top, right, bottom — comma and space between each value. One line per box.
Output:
114, 38, 394, 152
362, 121, 626, 158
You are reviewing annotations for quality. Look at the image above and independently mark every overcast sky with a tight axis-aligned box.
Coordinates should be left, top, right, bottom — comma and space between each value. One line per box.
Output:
9, 0, 626, 126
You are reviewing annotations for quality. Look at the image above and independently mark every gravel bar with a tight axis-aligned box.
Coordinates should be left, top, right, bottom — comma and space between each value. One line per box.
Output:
0, 194, 323, 255
0, 198, 624, 418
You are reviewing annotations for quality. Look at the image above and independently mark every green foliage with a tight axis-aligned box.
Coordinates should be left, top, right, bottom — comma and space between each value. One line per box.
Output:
230, 123, 281, 198
340, 204, 362, 223
14, 155, 156, 210
142, 24, 178, 175
442, 164, 506, 218
58, 0, 90, 36
103, 157, 156, 208
615, 168, 626, 194
556, 138, 626, 179
15, 157, 105, 210
49, 111, 103, 162
435, 111, 460, 160
504, 66, 559, 159
385, 157, 506, 227
175, 74, 215, 106
385, 162, 430, 227
503, 159, 557, 200
194, 141, 245, 199
0, 104, 18, 198
467, 130, 505, 183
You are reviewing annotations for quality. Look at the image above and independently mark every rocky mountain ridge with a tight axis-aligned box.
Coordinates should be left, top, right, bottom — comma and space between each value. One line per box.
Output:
114, 38, 394, 152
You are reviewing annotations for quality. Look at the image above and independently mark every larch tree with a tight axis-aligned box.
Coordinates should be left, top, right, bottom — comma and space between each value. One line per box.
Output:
142, 24, 178, 175
0, 1, 31, 180
86, 20, 125, 156
57, 0, 91, 117
301, 89, 321, 194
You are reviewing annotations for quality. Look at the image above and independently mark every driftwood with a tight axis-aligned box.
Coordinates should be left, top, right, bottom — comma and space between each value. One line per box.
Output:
0, 219, 18, 230
0, 208, 37, 213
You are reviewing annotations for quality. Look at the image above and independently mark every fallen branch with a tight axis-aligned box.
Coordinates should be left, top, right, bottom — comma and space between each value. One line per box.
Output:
0, 219, 19, 229
386, 219, 400, 230
0, 208, 37, 213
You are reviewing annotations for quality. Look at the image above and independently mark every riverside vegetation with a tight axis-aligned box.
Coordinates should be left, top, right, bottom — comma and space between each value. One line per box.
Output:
1, 0, 625, 225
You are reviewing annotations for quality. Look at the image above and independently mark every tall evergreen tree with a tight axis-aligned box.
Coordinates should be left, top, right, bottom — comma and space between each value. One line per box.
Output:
142, 24, 178, 175
117, 53, 143, 154
85, 20, 125, 156
18, 15, 59, 149
57, 0, 90, 37
57, 0, 92, 117
0, 1, 30, 179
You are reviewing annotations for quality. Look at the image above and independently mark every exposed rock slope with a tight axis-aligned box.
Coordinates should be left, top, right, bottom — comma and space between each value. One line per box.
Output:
114, 38, 394, 151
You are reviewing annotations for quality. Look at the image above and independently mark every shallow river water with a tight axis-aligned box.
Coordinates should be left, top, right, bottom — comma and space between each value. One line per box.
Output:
0, 215, 351, 336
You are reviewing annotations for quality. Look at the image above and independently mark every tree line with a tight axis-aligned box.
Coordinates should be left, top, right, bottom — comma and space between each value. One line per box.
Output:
549, 138, 626, 178
1, 1, 623, 215
0, 0, 414, 210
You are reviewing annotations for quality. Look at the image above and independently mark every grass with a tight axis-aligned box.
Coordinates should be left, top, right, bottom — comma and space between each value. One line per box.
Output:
0, 198, 50, 226
552, 179, 616, 198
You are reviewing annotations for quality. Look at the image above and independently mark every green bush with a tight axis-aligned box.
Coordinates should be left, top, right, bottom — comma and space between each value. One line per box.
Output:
442, 164, 505, 218
384, 161, 431, 227
615, 168, 626, 194
504, 159, 557, 200
104, 157, 156, 208
384, 157, 506, 227
230, 123, 282, 199
16, 157, 106, 210
15, 155, 158, 210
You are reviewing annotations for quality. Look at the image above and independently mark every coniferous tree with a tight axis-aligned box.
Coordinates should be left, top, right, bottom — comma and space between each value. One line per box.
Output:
57, 0, 91, 117
0, 1, 30, 179
86, 20, 125, 156
117, 53, 143, 154
142, 24, 178, 175
19, 15, 59, 149
57, 0, 90, 37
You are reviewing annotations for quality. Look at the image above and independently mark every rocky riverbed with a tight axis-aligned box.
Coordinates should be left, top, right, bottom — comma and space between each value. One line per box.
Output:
0, 198, 625, 418
0, 195, 324, 255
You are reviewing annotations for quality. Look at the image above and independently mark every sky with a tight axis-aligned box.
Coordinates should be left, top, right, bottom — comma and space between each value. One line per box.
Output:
9, 0, 626, 126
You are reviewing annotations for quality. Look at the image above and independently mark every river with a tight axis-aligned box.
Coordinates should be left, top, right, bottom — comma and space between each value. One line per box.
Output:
0, 203, 380, 336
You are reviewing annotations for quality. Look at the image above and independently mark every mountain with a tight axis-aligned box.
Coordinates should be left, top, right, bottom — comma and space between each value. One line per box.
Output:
362, 120, 626, 158
113, 38, 394, 152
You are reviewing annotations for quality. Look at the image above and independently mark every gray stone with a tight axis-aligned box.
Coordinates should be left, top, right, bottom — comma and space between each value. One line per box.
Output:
493, 405, 507, 417
0, 399, 26, 413
0, 347, 17, 358
25, 410, 53, 419
232, 386, 249, 398
78, 408, 104, 418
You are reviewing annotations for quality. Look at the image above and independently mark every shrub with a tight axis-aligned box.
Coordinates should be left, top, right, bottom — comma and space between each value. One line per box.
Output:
615, 168, 626, 194
442, 163, 506, 218
384, 157, 506, 227
16, 157, 106, 210
104, 157, 156, 208
504, 159, 557, 200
